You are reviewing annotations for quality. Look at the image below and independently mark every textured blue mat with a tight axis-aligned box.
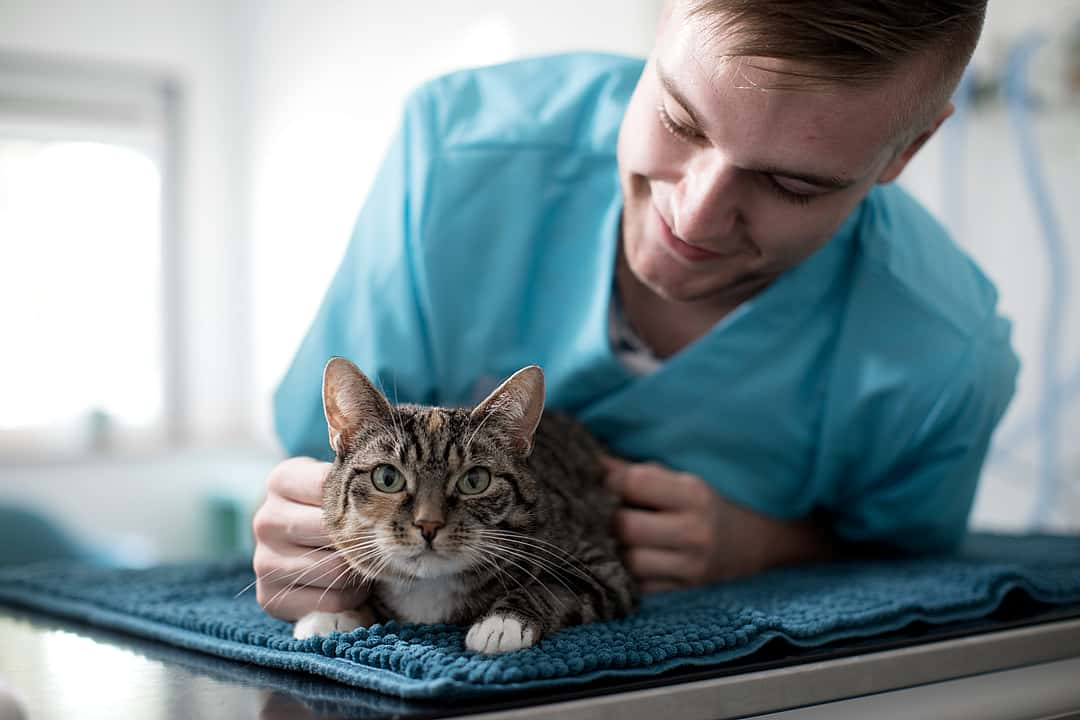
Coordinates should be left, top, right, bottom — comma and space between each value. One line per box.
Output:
0, 532, 1078, 699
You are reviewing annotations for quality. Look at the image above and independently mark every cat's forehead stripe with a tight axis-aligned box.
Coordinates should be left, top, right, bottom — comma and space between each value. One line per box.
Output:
425, 411, 445, 434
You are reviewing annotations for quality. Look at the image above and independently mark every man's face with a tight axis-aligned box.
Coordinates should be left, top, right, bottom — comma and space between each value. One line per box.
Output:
617, 3, 931, 304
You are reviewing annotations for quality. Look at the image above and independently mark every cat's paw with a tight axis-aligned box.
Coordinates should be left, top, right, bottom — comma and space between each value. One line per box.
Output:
466, 614, 539, 654
292, 608, 374, 640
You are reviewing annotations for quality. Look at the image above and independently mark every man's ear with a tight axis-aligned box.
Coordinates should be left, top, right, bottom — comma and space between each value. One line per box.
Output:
876, 102, 954, 185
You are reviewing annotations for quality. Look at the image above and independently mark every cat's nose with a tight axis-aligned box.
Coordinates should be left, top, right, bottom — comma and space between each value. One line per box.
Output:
414, 520, 444, 545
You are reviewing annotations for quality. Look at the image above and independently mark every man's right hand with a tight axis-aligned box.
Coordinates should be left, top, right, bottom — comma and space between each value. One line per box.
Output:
251, 456, 368, 621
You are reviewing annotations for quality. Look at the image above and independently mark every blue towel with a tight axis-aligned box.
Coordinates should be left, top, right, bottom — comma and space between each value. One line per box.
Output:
0, 532, 1078, 699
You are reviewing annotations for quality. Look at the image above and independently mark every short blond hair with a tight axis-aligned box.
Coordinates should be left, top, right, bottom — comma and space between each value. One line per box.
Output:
687, 0, 986, 143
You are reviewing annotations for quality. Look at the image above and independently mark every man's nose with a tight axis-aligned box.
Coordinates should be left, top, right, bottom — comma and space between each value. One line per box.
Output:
414, 519, 444, 545
671, 153, 741, 243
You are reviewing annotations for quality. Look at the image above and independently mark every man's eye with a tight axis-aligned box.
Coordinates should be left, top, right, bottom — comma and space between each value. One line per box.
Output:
657, 105, 705, 143
763, 175, 818, 207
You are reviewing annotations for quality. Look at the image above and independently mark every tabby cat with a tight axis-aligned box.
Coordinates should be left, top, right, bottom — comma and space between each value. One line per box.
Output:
292, 357, 638, 653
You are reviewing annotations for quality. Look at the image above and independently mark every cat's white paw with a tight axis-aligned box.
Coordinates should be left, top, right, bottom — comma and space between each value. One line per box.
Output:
292, 609, 373, 640
466, 614, 538, 654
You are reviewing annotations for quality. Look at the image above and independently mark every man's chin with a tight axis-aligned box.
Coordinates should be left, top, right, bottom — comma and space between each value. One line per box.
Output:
634, 267, 712, 303
631, 257, 769, 306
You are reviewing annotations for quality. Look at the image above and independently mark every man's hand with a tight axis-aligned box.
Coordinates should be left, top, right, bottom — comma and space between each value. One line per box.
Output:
602, 456, 835, 592
251, 457, 368, 621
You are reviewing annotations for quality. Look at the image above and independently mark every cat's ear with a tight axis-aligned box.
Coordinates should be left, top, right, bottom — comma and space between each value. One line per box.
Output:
322, 357, 394, 456
470, 365, 545, 455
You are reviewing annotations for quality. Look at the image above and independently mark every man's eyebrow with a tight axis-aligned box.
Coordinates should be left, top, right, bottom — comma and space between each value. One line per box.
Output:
656, 64, 704, 128
657, 63, 857, 192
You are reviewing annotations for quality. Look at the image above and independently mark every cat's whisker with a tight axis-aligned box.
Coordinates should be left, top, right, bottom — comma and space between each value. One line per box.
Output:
365, 552, 397, 582
236, 544, 351, 599
479, 528, 600, 587
461, 547, 511, 596
376, 376, 408, 456
260, 542, 382, 610
481, 540, 584, 600
477, 528, 590, 563
492, 545, 591, 594
479, 528, 595, 565
476, 529, 598, 581
469, 547, 545, 610
480, 545, 566, 611
316, 565, 358, 611
236, 531, 384, 598
262, 562, 347, 611
463, 407, 498, 457
333, 547, 388, 580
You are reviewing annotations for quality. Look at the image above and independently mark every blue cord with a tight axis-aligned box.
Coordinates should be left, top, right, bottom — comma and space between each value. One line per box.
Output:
1003, 32, 1070, 527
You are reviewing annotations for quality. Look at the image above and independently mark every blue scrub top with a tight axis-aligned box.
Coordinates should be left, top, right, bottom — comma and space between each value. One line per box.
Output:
274, 54, 1019, 554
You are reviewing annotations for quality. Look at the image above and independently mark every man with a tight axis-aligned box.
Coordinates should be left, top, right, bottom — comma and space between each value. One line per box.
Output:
253, 0, 1017, 619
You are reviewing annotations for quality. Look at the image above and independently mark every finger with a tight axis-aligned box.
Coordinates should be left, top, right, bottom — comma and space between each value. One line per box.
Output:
600, 454, 630, 494
599, 454, 630, 474
257, 582, 369, 622
624, 547, 696, 583
617, 463, 707, 511
256, 547, 357, 589
613, 508, 689, 551
603, 459, 645, 503
269, 457, 332, 506
641, 581, 681, 593
256, 494, 334, 549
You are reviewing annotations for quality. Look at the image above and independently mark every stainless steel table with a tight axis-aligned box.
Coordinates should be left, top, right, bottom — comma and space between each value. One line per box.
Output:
2, 600, 1079, 720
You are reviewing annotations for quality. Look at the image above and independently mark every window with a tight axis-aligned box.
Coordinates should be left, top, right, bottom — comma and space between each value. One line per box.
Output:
0, 54, 179, 458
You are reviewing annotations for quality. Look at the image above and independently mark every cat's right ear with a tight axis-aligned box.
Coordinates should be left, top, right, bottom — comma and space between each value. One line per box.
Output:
322, 357, 394, 456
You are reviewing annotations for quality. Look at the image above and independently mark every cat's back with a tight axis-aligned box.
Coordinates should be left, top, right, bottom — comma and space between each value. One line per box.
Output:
529, 410, 609, 504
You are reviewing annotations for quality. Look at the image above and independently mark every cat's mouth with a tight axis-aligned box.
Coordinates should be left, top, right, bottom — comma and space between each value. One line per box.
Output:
395, 546, 471, 579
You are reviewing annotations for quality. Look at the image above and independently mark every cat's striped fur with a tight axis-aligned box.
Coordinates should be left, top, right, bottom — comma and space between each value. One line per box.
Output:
292, 358, 637, 653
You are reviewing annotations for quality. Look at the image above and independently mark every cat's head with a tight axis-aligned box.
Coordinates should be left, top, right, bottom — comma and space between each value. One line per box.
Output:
320, 357, 545, 581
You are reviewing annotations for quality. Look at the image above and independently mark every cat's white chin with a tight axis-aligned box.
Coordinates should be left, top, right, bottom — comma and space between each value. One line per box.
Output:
394, 550, 471, 579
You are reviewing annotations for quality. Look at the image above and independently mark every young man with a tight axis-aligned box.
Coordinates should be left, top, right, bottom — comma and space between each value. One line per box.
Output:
254, 0, 1017, 619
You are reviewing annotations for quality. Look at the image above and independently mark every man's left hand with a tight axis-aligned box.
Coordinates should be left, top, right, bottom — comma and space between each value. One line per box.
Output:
602, 455, 834, 592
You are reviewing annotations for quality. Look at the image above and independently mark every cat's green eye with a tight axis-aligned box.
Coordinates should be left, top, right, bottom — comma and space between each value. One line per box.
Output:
457, 467, 491, 495
371, 464, 406, 493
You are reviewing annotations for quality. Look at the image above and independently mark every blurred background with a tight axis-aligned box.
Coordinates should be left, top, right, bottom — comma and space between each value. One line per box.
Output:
0, 0, 1077, 567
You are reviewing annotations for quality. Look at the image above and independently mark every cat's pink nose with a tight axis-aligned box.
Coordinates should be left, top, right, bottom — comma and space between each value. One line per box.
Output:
414, 520, 443, 544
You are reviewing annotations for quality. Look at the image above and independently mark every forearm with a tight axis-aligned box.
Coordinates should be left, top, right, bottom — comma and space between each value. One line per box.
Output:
721, 499, 838, 578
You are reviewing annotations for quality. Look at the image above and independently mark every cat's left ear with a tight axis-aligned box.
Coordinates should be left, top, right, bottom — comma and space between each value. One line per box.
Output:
470, 365, 545, 455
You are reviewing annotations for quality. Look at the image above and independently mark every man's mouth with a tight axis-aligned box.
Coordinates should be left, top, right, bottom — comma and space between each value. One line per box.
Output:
653, 204, 734, 262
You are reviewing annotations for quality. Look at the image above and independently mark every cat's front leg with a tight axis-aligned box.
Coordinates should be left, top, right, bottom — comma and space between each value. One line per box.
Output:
293, 606, 376, 640
465, 611, 542, 654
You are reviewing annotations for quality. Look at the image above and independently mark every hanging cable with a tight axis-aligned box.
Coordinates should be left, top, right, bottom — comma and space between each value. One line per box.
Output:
1003, 32, 1069, 527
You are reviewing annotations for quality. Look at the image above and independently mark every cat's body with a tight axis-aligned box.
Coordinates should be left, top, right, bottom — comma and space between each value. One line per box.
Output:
293, 359, 637, 653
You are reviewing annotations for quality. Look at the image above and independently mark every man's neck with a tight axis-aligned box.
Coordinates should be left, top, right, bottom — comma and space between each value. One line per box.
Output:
614, 250, 769, 359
